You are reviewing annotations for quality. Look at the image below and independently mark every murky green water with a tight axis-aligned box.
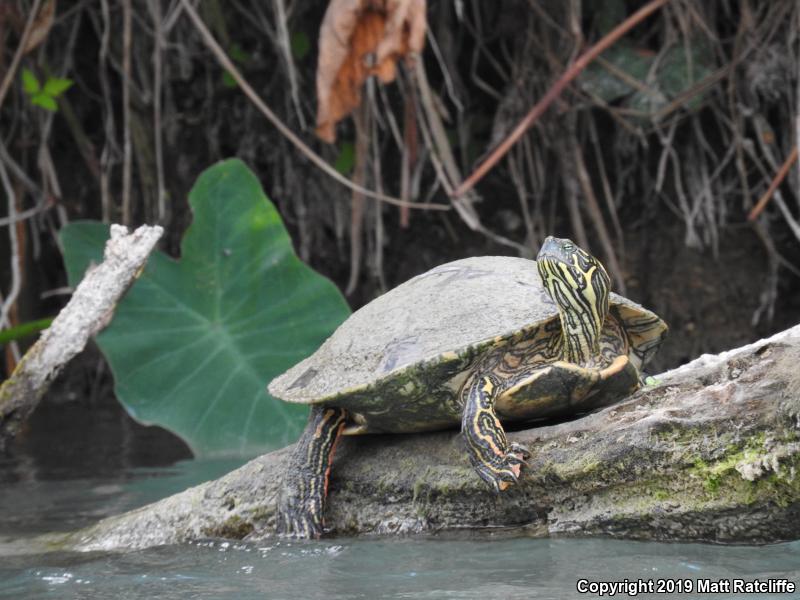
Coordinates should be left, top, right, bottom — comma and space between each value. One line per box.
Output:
1, 399, 798, 599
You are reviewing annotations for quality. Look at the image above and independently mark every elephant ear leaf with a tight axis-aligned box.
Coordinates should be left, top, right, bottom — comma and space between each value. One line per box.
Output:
60, 159, 350, 457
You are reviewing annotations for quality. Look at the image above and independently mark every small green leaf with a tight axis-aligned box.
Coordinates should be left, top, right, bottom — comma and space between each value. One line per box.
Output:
43, 77, 74, 97
21, 68, 40, 95
0, 317, 53, 345
61, 159, 351, 457
228, 43, 249, 65
334, 141, 355, 175
291, 31, 310, 61
221, 71, 237, 88
31, 92, 58, 111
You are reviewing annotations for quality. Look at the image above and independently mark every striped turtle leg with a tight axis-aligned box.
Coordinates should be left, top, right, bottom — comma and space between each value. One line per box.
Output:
461, 374, 531, 491
276, 406, 347, 538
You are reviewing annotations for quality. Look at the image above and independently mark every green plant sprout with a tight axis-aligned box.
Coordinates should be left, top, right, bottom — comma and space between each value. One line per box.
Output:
21, 68, 73, 112
0, 317, 54, 345
222, 43, 250, 88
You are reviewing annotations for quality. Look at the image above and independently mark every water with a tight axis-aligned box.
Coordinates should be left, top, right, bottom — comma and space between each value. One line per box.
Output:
1, 397, 798, 599
1, 535, 799, 599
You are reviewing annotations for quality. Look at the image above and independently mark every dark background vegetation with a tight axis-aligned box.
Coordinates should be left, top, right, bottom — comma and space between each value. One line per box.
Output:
1, 0, 799, 453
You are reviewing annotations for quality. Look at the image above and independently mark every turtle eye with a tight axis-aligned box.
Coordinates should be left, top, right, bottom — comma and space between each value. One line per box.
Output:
563, 243, 574, 251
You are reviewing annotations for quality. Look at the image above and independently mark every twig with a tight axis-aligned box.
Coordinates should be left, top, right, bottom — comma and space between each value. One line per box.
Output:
121, 0, 133, 225
0, 202, 50, 226
413, 61, 478, 222
371, 122, 387, 292
98, 0, 117, 222
0, 291, 20, 366
33, 12, 81, 225
570, 134, 626, 294
507, 144, 535, 246
560, 142, 589, 251
178, 0, 445, 212
272, 0, 306, 130
424, 29, 463, 114
741, 134, 800, 243
0, 224, 164, 448
413, 60, 528, 253
149, 0, 167, 223
399, 72, 418, 228
0, 160, 21, 348
57, 95, 102, 181
413, 60, 464, 197
796, 6, 800, 194
747, 146, 799, 222
0, 0, 43, 112
0, 137, 42, 197
452, 0, 672, 198
588, 117, 625, 259
345, 100, 370, 296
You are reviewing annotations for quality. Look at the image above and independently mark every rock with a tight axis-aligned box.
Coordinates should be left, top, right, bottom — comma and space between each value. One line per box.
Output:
54, 325, 800, 550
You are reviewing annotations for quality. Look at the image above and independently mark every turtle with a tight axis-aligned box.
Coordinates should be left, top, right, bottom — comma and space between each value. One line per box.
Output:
268, 236, 667, 538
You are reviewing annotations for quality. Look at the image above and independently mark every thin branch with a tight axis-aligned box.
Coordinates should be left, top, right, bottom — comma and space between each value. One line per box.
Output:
178, 0, 446, 212
748, 146, 799, 222
98, 0, 117, 222
0, 225, 164, 447
0, 201, 49, 226
121, 0, 133, 225
570, 134, 626, 295
452, 0, 672, 198
272, 0, 306, 129
345, 99, 370, 296
796, 7, 800, 195
0, 137, 42, 197
0, 0, 43, 112
149, 0, 167, 223
0, 159, 22, 338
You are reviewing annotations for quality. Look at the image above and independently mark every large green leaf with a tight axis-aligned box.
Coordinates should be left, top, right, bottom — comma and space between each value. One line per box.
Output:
61, 159, 351, 456
579, 44, 651, 103
579, 41, 714, 115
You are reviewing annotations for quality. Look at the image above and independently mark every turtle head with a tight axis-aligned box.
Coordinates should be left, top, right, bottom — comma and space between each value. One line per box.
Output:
536, 237, 610, 364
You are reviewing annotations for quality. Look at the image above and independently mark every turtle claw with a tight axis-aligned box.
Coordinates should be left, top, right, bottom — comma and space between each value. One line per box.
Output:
276, 507, 324, 540
509, 442, 532, 461
462, 375, 533, 492
276, 483, 325, 539
474, 463, 517, 492
473, 445, 531, 492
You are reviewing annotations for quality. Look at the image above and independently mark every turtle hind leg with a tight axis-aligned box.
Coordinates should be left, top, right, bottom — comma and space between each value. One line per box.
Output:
461, 375, 531, 492
276, 406, 346, 539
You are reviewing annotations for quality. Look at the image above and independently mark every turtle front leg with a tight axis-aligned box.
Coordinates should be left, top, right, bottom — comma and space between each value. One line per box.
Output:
461, 374, 531, 492
276, 406, 346, 538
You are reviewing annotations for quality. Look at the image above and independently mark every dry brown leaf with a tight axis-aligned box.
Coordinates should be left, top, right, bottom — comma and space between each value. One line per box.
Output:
316, 0, 426, 143
23, 0, 56, 54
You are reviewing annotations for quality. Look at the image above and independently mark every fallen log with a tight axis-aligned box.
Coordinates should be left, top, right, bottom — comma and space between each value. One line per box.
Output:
58, 324, 800, 550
